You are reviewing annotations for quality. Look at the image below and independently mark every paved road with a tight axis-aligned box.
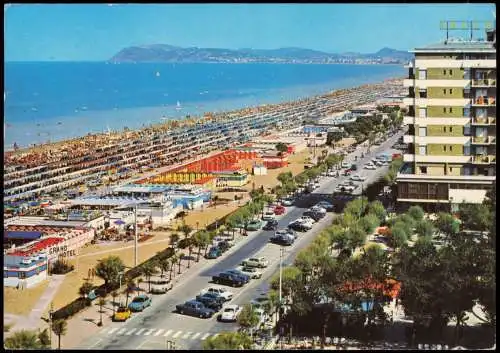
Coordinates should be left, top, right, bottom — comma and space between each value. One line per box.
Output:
77, 130, 405, 350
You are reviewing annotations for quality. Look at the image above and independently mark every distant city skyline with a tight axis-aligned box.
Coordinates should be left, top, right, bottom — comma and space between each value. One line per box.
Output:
4, 3, 495, 62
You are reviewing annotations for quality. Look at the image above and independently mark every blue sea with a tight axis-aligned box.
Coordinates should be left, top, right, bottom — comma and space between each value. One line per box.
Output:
4, 62, 405, 149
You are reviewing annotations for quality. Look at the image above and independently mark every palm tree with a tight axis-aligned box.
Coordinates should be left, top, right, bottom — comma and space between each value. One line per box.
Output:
94, 255, 125, 288
124, 279, 135, 306
170, 255, 178, 280
178, 223, 193, 240
4, 329, 43, 349
51, 319, 67, 350
97, 297, 106, 326
177, 252, 185, 274
111, 291, 118, 314
170, 233, 180, 249
78, 281, 94, 299
141, 262, 156, 293
159, 258, 170, 280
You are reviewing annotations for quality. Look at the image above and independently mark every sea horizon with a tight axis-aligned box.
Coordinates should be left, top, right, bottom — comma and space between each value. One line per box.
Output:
4, 62, 405, 149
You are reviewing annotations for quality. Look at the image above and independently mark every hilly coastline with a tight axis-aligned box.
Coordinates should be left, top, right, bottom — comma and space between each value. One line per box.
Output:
110, 44, 413, 64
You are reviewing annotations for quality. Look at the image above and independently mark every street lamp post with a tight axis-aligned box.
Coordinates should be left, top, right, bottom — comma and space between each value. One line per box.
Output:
134, 204, 138, 267
118, 271, 124, 305
48, 302, 54, 347
278, 246, 284, 322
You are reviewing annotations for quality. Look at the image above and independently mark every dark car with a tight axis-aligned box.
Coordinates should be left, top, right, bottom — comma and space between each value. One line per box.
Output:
225, 269, 250, 283
176, 300, 215, 318
263, 220, 279, 231
206, 246, 222, 259
270, 234, 294, 246
315, 201, 334, 212
217, 241, 231, 253
195, 293, 224, 311
351, 164, 358, 171
303, 211, 324, 222
288, 221, 309, 232
212, 272, 245, 287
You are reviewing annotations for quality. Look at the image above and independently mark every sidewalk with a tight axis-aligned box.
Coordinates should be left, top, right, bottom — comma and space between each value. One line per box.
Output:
8, 274, 66, 333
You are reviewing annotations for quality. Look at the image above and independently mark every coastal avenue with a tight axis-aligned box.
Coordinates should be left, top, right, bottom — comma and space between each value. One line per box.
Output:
76, 131, 404, 350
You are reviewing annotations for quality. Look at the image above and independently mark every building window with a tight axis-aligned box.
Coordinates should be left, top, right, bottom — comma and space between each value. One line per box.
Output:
449, 146, 453, 151
464, 125, 471, 135
443, 145, 447, 152
419, 70, 427, 80
443, 89, 447, 95
449, 88, 453, 94
449, 127, 453, 132
449, 69, 452, 75
419, 108, 427, 118
449, 107, 452, 113
443, 107, 447, 113
443, 69, 447, 76
419, 145, 427, 155
419, 166, 428, 174
449, 167, 453, 172
443, 126, 447, 132
419, 127, 427, 137
464, 108, 470, 117
464, 146, 470, 155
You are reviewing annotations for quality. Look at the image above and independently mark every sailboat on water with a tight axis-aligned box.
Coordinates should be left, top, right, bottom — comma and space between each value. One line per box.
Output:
156, 71, 161, 77
176, 101, 182, 110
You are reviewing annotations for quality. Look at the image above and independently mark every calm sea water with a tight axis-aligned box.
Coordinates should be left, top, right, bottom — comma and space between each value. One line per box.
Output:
4, 62, 405, 148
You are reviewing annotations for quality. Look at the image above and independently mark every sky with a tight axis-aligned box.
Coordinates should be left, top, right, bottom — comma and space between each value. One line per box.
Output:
4, 3, 496, 61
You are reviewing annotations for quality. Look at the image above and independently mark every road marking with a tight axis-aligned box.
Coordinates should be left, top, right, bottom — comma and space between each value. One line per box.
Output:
117, 328, 127, 335
182, 332, 192, 339
201, 333, 210, 340
191, 332, 201, 340
172, 330, 183, 338
163, 329, 173, 337
153, 329, 164, 336
88, 338, 102, 348
212, 333, 220, 339
125, 328, 137, 335
144, 329, 155, 336
135, 328, 146, 335
107, 327, 119, 335
100, 327, 110, 334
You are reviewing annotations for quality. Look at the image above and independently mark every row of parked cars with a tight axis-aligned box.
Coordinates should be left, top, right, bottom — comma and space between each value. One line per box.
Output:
175, 257, 270, 320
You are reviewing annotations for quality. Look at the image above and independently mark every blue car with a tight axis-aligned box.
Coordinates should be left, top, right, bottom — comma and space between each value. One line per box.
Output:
128, 294, 152, 312
206, 246, 222, 259
225, 269, 250, 283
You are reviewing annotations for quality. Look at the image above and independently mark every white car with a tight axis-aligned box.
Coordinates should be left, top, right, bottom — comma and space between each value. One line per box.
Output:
242, 257, 269, 268
238, 266, 263, 279
200, 287, 234, 301
350, 174, 366, 182
299, 215, 316, 224
341, 161, 350, 168
276, 229, 297, 240
309, 205, 327, 214
282, 198, 294, 206
364, 164, 377, 170
262, 211, 276, 221
218, 305, 242, 322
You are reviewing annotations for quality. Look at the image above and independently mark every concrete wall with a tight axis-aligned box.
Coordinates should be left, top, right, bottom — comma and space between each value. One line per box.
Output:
427, 144, 464, 156
427, 106, 464, 117
427, 125, 465, 136
427, 68, 465, 80
427, 87, 464, 99
4, 270, 48, 288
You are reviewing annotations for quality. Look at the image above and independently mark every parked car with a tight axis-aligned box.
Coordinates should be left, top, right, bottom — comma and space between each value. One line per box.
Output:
150, 280, 173, 295
350, 174, 367, 182
262, 211, 276, 221
315, 201, 334, 212
351, 164, 358, 171
298, 215, 316, 225
276, 229, 298, 239
238, 266, 263, 279
309, 205, 327, 214
270, 233, 295, 246
128, 294, 152, 312
288, 220, 312, 232
246, 219, 263, 231
364, 164, 377, 170
281, 198, 294, 206
195, 293, 224, 311
242, 256, 269, 268
217, 240, 232, 253
263, 220, 279, 231
341, 161, 350, 168
200, 287, 234, 301
113, 306, 132, 322
212, 272, 245, 287
206, 246, 222, 259
218, 305, 242, 322
273, 205, 286, 215
176, 300, 215, 318
303, 210, 324, 222
225, 269, 251, 283
344, 169, 353, 176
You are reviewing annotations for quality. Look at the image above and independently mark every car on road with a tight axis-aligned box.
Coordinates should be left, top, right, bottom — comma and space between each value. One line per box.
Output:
176, 300, 215, 319
350, 164, 358, 171
315, 201, 334, 212
341, 161, 350, 168
273, 205, 286, 215
270, 233, 295, 246
288, 220, 312, 232
225, 269, 251, 283
298, 215, 316, 224
364, 164, 377, 170
343, 169, 353, 176
212, 272, 245, 287
206, 246, 222, 259
246, 219, 263, 231
218, 304, 242, 322
263, 219, 279, 231
303, 210, 325, 222
200, 287, 234, 301
195, 293, 224, 311
276, 229, 297, 240
238, 266, 263, 279
281, 198, 294, 206
350, 174, 367, 182
128, 294, 152, 312
262, 211, 276, 221
217, 240, 232, 253
242, 256, 269, 268
327, 170, 338, 177
309, 205, 327, 214
113, 306, 132, 322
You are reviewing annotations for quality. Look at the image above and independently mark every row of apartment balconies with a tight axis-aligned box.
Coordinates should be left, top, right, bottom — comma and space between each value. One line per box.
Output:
403, 153, 496, 164
404, 78, 496, 88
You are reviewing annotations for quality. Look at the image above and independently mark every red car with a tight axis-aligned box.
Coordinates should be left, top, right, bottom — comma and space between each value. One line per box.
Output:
274, 205, 286, 215
344, 169, 353, 176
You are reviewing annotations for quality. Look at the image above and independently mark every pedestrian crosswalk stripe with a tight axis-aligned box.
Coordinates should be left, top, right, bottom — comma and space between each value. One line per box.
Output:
117, 328, 127, 335
135, 328, 146, 335
125, 328, 137, 335
212, 333, 219, 339
108, 327, 119, 335
154, 329, 164, 336
182, 332, 192, 339
201, 333, 210, 340
172, 330, 183, 338
191, 332, 201, 340
144, 329, 155, 336
163, 329, 173, 337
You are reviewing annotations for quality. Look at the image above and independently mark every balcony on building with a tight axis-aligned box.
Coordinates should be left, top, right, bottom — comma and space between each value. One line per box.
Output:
472, 96, 496, 106
471, 116, 496, 125
472, 155, 496, 164
471, 78, 497, 87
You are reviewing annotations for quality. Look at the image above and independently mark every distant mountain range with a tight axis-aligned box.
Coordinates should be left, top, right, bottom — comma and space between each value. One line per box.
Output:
109, 44, 413, 64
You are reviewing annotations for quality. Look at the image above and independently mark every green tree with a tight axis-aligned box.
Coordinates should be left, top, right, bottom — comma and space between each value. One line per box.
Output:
38, 328, 51, 348
237, 304, 261, 338
408, 205, 425, 222
158, 257, 170, 279
4, 330, 44, 349
415, 220, 435, 238
95, 255, 125, 287
202, 331, 253, 350
277, 171, 293, 185
141, 261, 156, 293
390, 226, 407, 250
178, 223, 193, 239
344, 197, 368, 219
194, 230, 211, 260
359, 213, 380, 235
51, 319, 67, 350
434, 212, 460, 240
111, 291, 118, 314
275, 142, 289, 155
97, 298, 106, 326
177, 252, 185, 274
225, 216, 238, 240
458, 203, 492, 232
294, 173, 308, 186
170, 233, 180, 248
124, 279, 135, 306
78, 281, 94, 299
169, 255, 178, 280
367, 200, 387, 223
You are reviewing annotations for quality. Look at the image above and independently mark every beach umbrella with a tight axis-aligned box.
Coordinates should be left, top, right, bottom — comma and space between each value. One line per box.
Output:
114, 219, 126, 225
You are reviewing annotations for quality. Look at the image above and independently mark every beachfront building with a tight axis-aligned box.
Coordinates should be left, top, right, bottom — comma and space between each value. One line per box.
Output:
398, 23, 496, 211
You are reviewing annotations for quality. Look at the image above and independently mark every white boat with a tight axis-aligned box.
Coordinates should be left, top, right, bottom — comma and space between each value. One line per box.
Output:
176, 101, 182, 110
156, 71, 161, 77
